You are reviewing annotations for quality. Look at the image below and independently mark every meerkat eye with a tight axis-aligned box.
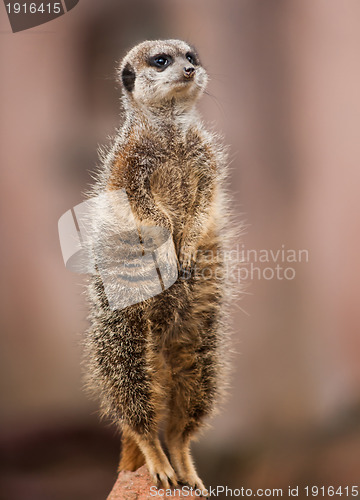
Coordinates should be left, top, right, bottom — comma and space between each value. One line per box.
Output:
149, 54, 172, 69
155, 56, 168, 66
186, 52, 197, 65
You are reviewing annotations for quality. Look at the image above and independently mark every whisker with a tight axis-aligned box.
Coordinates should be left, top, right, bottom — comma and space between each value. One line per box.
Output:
93, 73, 118, 81
209, 74, 232, 83
203, 89, 226, 119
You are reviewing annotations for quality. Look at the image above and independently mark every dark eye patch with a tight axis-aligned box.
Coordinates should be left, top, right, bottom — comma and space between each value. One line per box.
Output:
148, 53, 173, 70
121, 62, 136, 92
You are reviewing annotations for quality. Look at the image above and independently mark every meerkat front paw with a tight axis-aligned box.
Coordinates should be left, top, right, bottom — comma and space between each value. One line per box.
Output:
178, 241, 197, 273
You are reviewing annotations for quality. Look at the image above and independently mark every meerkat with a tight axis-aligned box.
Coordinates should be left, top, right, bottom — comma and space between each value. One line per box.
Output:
84, 39, 234, 494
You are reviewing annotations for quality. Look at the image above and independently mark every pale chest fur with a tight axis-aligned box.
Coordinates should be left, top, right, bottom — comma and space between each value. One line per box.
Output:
114, 123, 217, 239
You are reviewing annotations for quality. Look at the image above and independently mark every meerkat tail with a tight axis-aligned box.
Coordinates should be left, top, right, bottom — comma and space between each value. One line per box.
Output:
118, 433, 145, 472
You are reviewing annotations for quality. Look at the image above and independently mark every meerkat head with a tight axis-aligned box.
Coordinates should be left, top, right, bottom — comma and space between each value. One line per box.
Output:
118, 39, 208, 112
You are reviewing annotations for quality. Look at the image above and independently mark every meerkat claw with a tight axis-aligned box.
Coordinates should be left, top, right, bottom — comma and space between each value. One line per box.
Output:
152, 466, 178, 490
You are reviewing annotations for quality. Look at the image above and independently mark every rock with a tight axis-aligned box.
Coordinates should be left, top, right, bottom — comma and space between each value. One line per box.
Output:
107, 465, 205, 499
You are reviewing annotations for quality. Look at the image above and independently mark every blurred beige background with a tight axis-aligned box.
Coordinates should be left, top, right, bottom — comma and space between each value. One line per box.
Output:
1, 1, 359, 499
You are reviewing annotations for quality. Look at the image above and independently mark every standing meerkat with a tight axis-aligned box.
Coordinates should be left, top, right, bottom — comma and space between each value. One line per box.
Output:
84, 39, 234, 494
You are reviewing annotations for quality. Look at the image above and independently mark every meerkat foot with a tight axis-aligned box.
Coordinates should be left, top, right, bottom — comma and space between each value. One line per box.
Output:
134, 435, 178, 490
151, 462, 178, 490
148, 456, 178, 490
167, 440, 208, 496
179, 468, 208, 496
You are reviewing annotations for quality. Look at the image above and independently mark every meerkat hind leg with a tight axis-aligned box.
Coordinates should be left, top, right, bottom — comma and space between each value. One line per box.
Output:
164, 343, 212, 495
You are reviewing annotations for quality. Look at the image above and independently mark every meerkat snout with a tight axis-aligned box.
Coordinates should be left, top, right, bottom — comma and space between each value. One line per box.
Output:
183, 66, 195, 79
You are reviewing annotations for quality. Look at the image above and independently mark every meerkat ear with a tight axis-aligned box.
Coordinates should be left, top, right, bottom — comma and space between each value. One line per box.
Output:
121, 63, 136, 92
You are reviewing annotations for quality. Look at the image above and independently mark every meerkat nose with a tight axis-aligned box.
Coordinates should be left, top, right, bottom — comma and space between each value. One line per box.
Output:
183, 66, 195, 79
